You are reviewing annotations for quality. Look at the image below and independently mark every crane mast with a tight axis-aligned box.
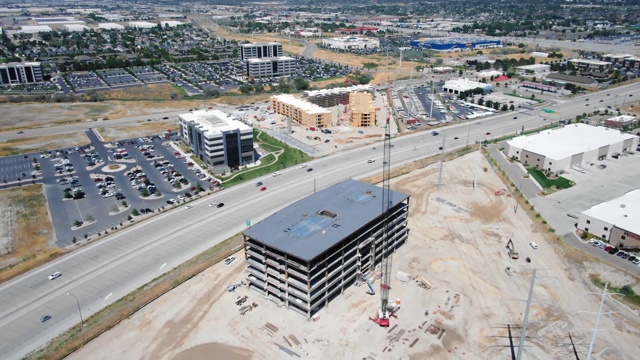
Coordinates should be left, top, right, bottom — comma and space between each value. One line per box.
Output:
379, 116, 393, 315
369, 84, 396, 326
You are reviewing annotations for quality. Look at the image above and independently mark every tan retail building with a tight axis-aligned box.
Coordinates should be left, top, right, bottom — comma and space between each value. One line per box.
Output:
349, 92, 376, 127
270, 94, 332, 128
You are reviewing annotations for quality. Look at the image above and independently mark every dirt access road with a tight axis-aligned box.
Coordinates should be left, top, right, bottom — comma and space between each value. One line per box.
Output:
67, 152, 640, 360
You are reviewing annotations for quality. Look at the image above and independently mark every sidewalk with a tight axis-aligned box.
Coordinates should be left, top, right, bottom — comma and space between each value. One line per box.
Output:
485, 143, 541, 198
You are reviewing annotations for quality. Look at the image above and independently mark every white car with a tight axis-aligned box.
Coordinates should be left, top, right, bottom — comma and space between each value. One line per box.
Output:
367, 159, 375, 163
208, 203, 217, 208
529, 241, 538, 249
185, 205, 193, 210
224, 256, 235, 265
299, 164, 307, 168
48, 272, 62, 280
272, 171, 281, 177
177, 195, 185, 200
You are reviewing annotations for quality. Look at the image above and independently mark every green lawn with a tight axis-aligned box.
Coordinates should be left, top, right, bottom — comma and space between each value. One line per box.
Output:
218, 129, 312, 187
527, 168, 574, 189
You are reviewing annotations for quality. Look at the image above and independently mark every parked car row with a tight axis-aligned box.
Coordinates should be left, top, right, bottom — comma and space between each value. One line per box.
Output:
590, 239, 640, 265
127, 169, 157, 196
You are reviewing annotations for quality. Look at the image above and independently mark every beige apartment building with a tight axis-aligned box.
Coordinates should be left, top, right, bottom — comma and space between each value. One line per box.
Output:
270, 94, 332, 128
349, 92, 376, 127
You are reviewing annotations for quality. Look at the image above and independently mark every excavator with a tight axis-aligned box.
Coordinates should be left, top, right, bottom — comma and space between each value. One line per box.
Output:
416, 276, 431, 290
506, 239, 519, 259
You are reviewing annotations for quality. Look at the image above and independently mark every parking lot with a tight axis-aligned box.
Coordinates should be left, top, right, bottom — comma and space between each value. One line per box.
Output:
527, 151, 640, 273
64, 73, 109, 92
28, 130, 215, 247
96, 69, 139, 87
0, 155, 38, 184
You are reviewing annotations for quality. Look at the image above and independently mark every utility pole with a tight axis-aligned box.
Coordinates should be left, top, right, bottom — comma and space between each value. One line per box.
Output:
516, 269, 537, 360
585, 283, 620, 360
437, 135, 445, 191
429, 82, 434, 119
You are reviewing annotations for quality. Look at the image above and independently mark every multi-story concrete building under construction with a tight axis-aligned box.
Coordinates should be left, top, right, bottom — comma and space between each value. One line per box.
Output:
243, 179, 411, 317
0, 62, 43, 85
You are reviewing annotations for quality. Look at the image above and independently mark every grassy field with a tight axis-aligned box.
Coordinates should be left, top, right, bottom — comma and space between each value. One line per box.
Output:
0, 185, 61, 283
528, 167, 574, 190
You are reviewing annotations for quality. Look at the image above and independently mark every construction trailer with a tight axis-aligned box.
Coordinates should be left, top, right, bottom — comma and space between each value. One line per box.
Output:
243, 179, 410, 318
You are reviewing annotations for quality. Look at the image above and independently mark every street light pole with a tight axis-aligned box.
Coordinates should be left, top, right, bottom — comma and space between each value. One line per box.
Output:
66, 292, 84, 325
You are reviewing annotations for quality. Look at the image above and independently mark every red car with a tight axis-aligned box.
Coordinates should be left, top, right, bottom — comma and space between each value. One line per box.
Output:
603, 245, 613, 251
260, 186, 267, 192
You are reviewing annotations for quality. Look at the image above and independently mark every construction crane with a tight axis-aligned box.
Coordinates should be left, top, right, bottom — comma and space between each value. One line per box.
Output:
369, 111, 396, 327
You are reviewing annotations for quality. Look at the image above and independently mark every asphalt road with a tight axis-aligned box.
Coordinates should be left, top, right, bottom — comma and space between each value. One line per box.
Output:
0, 82, 638, 359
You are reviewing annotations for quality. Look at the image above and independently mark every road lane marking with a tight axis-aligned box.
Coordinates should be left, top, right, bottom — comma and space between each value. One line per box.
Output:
105, 292, 112, 301
160, 263, 167, 270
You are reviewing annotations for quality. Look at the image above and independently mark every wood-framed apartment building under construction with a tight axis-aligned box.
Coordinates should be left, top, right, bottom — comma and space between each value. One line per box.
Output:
242, 179, 411, 318
270, 94, 332, 128
349, 92, 376, 127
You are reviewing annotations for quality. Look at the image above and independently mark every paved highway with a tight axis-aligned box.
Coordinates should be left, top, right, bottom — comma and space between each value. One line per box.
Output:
0, 82, 638, 359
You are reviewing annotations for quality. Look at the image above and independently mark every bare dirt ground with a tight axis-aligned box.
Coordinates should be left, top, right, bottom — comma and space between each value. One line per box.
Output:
96, 120, 180, 142
0, 132, 89, 157
69, 151, 639, 360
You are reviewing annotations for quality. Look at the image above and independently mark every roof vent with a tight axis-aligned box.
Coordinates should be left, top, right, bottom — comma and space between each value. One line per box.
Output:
620, 204, 626, 208
318, 209, 337, 218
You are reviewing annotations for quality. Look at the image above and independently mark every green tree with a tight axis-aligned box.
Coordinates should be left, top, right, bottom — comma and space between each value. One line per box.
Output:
203, 88, 220, 98
293, 77, 310, 90
278, 78, 291, 93
132, 209, 140, 216
239, 84, 253, 94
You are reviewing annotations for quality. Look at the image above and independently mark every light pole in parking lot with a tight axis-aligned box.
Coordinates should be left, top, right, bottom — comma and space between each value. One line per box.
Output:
73, 198, 83, 223
66, 292, 84, 325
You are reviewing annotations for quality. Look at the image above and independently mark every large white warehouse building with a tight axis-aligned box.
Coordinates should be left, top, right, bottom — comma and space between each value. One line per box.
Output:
505, 124, 638, 173
578, 189, 640, 249
321, 36, 379, 50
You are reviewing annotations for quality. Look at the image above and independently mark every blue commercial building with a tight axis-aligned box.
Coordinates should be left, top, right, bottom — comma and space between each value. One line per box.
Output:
410, 38, 502, 52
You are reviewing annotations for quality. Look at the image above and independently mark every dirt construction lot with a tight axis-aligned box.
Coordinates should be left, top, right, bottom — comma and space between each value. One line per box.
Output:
69, 151, 639, 360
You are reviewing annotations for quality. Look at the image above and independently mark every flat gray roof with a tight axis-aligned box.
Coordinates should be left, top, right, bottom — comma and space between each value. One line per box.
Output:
243, 179, 410, 262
